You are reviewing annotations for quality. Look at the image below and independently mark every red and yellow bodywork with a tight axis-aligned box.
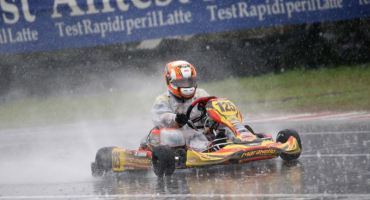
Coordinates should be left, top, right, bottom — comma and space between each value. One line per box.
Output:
111, 97, 301, 171
112, 134, 300, 170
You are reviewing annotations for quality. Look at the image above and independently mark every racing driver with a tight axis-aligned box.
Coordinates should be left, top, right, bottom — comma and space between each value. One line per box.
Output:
149, 60, 210, 152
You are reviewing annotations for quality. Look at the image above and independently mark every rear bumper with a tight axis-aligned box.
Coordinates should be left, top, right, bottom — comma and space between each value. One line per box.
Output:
112, 148, 152, 172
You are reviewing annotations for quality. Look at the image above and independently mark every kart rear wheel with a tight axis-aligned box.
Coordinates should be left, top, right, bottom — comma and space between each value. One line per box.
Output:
152, 145, 175, 177
276, 129, 302, 162
92, 146, 116, 177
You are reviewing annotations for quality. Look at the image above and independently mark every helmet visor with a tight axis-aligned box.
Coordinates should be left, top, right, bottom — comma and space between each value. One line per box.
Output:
172, 77, 197, 88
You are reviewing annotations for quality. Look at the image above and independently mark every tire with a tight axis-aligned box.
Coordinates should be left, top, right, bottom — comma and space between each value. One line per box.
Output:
152, 145, 175, 177
276, 129, 302, 162
91, 146, 116, 177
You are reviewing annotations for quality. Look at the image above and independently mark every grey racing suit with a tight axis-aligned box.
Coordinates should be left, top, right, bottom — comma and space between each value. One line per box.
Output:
150, 89, 210, 152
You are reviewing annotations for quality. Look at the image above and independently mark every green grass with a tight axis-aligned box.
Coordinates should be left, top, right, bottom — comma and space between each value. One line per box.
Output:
203, 65, 370, 114
0, 65, 369, 130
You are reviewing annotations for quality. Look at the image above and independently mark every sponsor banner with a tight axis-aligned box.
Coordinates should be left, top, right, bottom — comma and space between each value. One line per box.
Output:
0, 0, 369, 55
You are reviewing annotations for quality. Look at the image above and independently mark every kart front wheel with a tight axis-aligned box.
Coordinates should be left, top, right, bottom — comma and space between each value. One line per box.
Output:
152, 145, 175, 177
276, 129, 302, 162
91, 146, 116, 177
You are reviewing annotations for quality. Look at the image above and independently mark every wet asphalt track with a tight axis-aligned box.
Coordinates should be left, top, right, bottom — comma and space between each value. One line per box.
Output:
0, 116, 369, 200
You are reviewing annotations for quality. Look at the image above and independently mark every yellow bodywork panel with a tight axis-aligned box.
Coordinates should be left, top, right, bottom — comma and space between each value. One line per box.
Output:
112, 149, 127, 171
112, 148, 152, 171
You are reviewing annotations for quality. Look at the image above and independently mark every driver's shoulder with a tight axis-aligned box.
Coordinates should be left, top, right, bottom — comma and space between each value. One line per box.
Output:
154, 93, 170, 104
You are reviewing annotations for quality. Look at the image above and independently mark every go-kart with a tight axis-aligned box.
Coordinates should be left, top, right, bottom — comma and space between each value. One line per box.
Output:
91, 96, 302, 177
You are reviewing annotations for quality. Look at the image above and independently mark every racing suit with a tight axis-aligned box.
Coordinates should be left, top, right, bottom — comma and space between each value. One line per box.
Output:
150, 89, 210, 152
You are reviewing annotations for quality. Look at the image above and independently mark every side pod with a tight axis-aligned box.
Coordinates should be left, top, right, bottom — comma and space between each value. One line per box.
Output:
112, 148, 152, 171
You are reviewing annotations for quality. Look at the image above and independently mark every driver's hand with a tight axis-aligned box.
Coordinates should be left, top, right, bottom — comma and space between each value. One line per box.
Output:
175, 113, 188, 128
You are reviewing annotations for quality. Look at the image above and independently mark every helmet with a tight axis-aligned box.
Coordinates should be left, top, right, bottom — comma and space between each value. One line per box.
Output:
165, 60, 197, 99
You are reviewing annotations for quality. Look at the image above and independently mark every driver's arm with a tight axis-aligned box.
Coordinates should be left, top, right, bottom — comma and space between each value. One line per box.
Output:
151, 95, 178, 128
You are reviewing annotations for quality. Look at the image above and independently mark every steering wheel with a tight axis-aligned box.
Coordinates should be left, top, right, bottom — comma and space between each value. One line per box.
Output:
185, 96, 217, 129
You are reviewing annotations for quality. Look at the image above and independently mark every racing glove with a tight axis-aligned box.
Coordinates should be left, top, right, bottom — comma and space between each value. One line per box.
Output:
175, 113, 188, 128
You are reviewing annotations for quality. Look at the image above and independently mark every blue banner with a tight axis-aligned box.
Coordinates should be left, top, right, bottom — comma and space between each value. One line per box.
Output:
0, 0, 369, 55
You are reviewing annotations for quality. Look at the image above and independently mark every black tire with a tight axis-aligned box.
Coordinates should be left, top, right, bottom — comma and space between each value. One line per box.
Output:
152, 145, 175, 177
276, 129, 302, 162
91, 162, 100, 177
91, 146, 116, 177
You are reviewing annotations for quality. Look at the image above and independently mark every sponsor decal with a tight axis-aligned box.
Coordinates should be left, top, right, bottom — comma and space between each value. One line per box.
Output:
187, 158, 197, 163
126, 157, 151, 164
241, 136, 255, 141
124, 166, 135, 170
241, 149, 277, 158
242, 151, 256, 157
136, 151, 147, 157
234, 124, 244, 129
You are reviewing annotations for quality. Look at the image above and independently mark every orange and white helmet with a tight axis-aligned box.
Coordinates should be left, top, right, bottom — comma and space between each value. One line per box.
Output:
165, 60, 197, 99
